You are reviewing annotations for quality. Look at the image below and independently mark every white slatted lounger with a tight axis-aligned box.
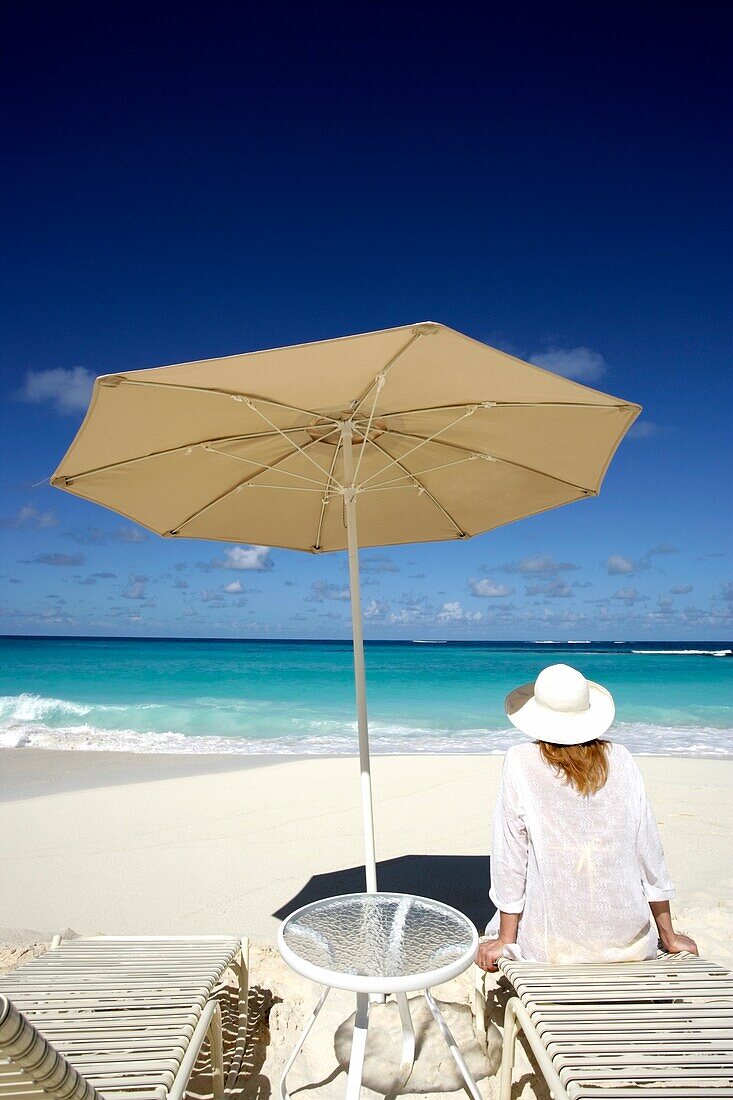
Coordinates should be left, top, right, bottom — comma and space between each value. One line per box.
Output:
489, 951, 733, 1099
0, 935, 249, 1100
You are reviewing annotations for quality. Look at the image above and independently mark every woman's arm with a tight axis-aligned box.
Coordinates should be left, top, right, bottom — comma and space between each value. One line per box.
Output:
488, 752, 529, 916
479, 754, 528, 972
632, 765, 698, 954
634, 762, 676, 903
650, 900, 699, 955
476, 911, 520, 971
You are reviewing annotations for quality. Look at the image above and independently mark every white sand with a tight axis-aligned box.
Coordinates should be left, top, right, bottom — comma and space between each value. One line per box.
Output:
1, 749, 731, 1098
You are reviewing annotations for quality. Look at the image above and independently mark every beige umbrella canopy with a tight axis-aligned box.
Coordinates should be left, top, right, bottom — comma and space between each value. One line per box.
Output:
52, 321, 640, 889
52, 322, 639, 551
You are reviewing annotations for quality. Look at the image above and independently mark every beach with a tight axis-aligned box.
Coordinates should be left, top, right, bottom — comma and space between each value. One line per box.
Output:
1, 747, 731, 1099
1, 748, 731, 949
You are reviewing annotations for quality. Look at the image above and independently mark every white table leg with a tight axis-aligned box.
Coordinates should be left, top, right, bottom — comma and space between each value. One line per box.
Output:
345, 991, 370, 1100
280, 985, 330, 1100
425, 988, 482, 1100
396, 992, 415, 1083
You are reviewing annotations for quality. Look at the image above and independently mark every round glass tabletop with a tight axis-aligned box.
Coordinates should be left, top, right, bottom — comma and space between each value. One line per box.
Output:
279, 892, 478, 994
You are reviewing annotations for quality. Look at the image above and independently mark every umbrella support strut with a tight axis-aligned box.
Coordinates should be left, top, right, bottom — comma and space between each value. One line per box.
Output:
341, 422, 378, 893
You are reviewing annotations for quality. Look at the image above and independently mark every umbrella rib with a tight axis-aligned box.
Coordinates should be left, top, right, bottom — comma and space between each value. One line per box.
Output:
353, 378, 384, 482
358, 405, 488, 488
107, 376, 338, 424
349, 331, 423, 418
378, 400, 628, 416
167, 437, 329, 536
347, 327, 429, 418
383, 428, 594, 494
234, 394, 342, 484
203, 446, 329, 488
363, 453, 480, 489
364, 438, 467, 537
229, 483, 324, 492
313, 439, 342, 552
51, 429, 317, 485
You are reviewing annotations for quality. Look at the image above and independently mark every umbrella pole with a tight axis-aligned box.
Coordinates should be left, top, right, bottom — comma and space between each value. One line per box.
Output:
341, 423, 378, 893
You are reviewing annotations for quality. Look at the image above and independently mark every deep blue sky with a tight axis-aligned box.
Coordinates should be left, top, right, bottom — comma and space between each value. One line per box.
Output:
1, 3, 731, 640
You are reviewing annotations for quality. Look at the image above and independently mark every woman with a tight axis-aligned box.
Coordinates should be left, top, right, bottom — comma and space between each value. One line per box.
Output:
477, 663, 698, 971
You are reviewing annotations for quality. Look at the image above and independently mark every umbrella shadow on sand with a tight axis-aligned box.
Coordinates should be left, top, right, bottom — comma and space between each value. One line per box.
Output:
273, 853, 495, 930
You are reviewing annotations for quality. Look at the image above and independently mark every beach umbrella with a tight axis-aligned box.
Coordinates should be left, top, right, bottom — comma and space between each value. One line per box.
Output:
51, 322, 640, 891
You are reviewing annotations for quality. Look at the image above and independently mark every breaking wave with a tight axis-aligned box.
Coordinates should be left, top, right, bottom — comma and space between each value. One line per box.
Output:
630, 649, 732, 657
1, 693, 730, 757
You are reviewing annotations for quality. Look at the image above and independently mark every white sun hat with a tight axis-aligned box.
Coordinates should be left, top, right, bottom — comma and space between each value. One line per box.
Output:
505, 663, 615, 745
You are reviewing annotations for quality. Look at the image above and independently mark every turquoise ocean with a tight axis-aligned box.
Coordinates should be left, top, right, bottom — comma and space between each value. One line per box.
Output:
0, 637, 731, 757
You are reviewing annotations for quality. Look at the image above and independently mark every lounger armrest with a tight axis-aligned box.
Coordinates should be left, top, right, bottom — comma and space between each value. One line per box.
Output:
168, 999, 223, 1100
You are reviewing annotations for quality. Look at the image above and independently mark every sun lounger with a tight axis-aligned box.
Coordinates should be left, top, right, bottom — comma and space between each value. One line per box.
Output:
475, 950, 733, 1099
0, 934, 249, 1100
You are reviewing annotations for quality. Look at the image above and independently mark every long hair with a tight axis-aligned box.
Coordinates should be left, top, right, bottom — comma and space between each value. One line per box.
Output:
538, 738, 610, 797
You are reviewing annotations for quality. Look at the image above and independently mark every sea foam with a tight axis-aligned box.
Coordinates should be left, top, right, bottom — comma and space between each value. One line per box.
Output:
0, 692, 730, 757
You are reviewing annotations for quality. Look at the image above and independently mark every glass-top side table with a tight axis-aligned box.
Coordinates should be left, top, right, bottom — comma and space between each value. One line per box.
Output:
278, 892, 481, 1100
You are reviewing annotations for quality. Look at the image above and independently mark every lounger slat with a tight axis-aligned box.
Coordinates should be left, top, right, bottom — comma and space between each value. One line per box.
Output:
530, 1007, 730, 1020
568, 1091, 733, 1099
516, 981, 732, 995
3, 996, 207, 1006
561, 1049, 733, 1063
2, 969, 234, 979
519, 986, 733, 1001
550, 1039, 733, 1052
562, 1065, 733, 1080
495, 952, 733, 1100
20, 1017, 197, 1031
539, 1017, 733, 1033
0, 935, 248, 1100
30, 1030, 192, 1044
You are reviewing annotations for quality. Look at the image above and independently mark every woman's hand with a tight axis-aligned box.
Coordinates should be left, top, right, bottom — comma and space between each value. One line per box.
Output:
661, 931, 699, 956
651, 902, 699, 957
476, 937, 508, 972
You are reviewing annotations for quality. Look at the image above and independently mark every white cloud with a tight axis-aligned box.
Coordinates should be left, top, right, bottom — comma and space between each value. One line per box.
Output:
627, 419, 661, 440
18, 367, 95, 414
606, 555, 637, 575
65, 525, 147, 545
223, 580, 245, 594
498, 554, 579, 576
530, 347, 607, 383
1, 503, 58, 530
28, 552, 84, 566
388, 597, 432, 625
115, 527, 147, 544
437, 601, 482, 623
200, 588, 227, 606
221, 545, 273, 571
469, 577, 513, 597
388, 610, 413, 624
670, 584, 693, 595
610, 586, 644, 605
122, 573, 149, 600
606, 544, 677, 575
361, 554, 400, 574
525, 579, 574, 598
307, 580, 351, 603
364, 598, 390, 619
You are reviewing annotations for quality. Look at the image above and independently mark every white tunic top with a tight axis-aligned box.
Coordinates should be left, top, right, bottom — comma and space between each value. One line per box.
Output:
486, 741, 675, 964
